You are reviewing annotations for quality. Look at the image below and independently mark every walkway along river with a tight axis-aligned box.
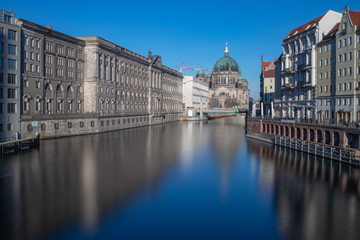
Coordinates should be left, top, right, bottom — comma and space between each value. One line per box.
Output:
0, 116, 359, 240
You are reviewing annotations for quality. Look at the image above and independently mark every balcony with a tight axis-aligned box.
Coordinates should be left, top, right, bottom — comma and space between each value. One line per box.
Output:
282, 82, 295, 90
296, 64, 305, 71
284, 67, 295, 75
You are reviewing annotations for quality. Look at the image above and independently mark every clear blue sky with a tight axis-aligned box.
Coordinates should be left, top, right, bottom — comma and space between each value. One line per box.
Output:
2, 0, 359, 100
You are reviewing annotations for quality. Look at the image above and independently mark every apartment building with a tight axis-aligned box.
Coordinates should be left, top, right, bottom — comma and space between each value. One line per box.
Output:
280, 10, 341, 119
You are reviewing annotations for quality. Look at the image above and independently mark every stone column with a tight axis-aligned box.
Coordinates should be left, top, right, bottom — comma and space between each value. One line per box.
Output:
314, 129, 318, 143
330, 131, 334, 146
339, 131, 347, 148
322, 131, 326, 145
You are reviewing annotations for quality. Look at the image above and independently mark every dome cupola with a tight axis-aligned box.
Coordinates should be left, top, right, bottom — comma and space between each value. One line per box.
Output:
213, 43, 241, 73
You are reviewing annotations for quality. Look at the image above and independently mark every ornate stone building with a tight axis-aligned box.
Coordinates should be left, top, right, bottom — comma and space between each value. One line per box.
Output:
0, 10, 21, 141
208, 45, 249, 110
12, 16, 182, 139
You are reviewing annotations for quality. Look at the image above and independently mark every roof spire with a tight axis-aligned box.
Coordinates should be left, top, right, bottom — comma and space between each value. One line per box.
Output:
224, 42, 229, 56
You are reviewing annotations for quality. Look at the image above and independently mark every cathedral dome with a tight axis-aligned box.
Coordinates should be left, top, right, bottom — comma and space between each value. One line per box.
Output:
196, 69, 206, 78
213, 45, 240, 73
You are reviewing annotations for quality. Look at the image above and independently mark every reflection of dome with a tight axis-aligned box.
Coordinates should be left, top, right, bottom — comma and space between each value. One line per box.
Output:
213, 45, 240, 73
196, 69, 206, 78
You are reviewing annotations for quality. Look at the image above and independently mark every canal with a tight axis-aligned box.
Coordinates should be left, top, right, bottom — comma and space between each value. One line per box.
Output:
0, 116, 360, 240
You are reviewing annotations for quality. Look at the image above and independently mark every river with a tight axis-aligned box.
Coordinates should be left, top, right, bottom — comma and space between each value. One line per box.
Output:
0, 116, 359, 240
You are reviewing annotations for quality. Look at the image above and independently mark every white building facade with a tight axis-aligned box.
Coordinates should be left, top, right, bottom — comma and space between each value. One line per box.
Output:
280, 10, 342, 119
183, 76, 209, 109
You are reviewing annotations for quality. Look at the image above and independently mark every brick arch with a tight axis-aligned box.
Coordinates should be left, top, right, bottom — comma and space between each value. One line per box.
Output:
303, 128, 308, 140
317, 130, 322, 143
333, 131, 340, 146
297, 128, 301, 139
285, 126, 289, 137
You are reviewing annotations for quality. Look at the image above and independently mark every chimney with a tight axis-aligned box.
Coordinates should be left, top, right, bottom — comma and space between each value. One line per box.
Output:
45, 26, 52, 30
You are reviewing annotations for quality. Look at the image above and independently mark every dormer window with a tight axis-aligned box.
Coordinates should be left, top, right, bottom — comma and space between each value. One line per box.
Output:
343, 23, 347, 30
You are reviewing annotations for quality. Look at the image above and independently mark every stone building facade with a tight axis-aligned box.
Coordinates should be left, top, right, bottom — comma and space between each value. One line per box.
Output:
316, 23, 338, 123
208, 45, 249, 110
0, 10, 21, 141
280, 10, 341, 119
10, 16, 182, 139
334, 8, 360, 124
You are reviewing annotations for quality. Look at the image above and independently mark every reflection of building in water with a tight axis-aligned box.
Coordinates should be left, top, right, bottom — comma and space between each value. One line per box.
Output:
210, 116, 246, 194
180, 121, 209, 169
247, 139, 360, 240
0, 123, 184, 240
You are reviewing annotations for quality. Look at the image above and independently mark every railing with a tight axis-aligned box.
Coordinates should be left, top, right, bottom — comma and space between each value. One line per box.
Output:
0, 136, 40, 155
256, 117, 360, 129
274, 136, 360, 167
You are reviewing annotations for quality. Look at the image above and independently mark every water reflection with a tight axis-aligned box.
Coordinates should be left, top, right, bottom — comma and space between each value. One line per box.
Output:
247, 139, 360, 240
0, 117, 359, 240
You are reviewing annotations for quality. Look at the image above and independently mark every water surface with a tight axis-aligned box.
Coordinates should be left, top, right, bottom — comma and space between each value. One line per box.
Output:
0, 116, 359, 240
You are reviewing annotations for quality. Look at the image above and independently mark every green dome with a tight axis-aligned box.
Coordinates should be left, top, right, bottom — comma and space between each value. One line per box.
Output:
213, 54, 240, 72
207, 73, 212, 78
238, 76, 247, 82
196, 69, 206, 77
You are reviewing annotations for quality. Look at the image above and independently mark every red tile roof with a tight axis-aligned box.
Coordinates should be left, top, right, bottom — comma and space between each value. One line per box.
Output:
264, 69, 275, 78
284, 15, 324, 41
262, 62, 271, 69
349, 10, 360, 28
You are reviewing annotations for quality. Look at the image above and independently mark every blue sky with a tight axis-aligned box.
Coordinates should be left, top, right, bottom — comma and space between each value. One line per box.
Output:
2, 0, 359, 99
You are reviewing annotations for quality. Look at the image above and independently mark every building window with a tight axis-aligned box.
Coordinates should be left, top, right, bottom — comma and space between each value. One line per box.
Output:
8, 59, 16, 70
8, 44, 16, 55
338, 40, 342, 48
7, 103, 16, 113
68, 122, 72, 128
349, 52, 352, 61
36, 101, 41, 111
41, 124, 46, 130
57, 45, 64, 55
7, 124, 13, 131
348, 67, 352, 76
7, 89, 15, 98
8, 30, 16, 40
8, 74, 16, 84
46, 42, 53, 52
55, 123, 59, 130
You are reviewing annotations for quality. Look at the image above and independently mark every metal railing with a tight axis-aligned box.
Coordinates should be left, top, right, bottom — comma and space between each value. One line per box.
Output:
274, 136, 360, 167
